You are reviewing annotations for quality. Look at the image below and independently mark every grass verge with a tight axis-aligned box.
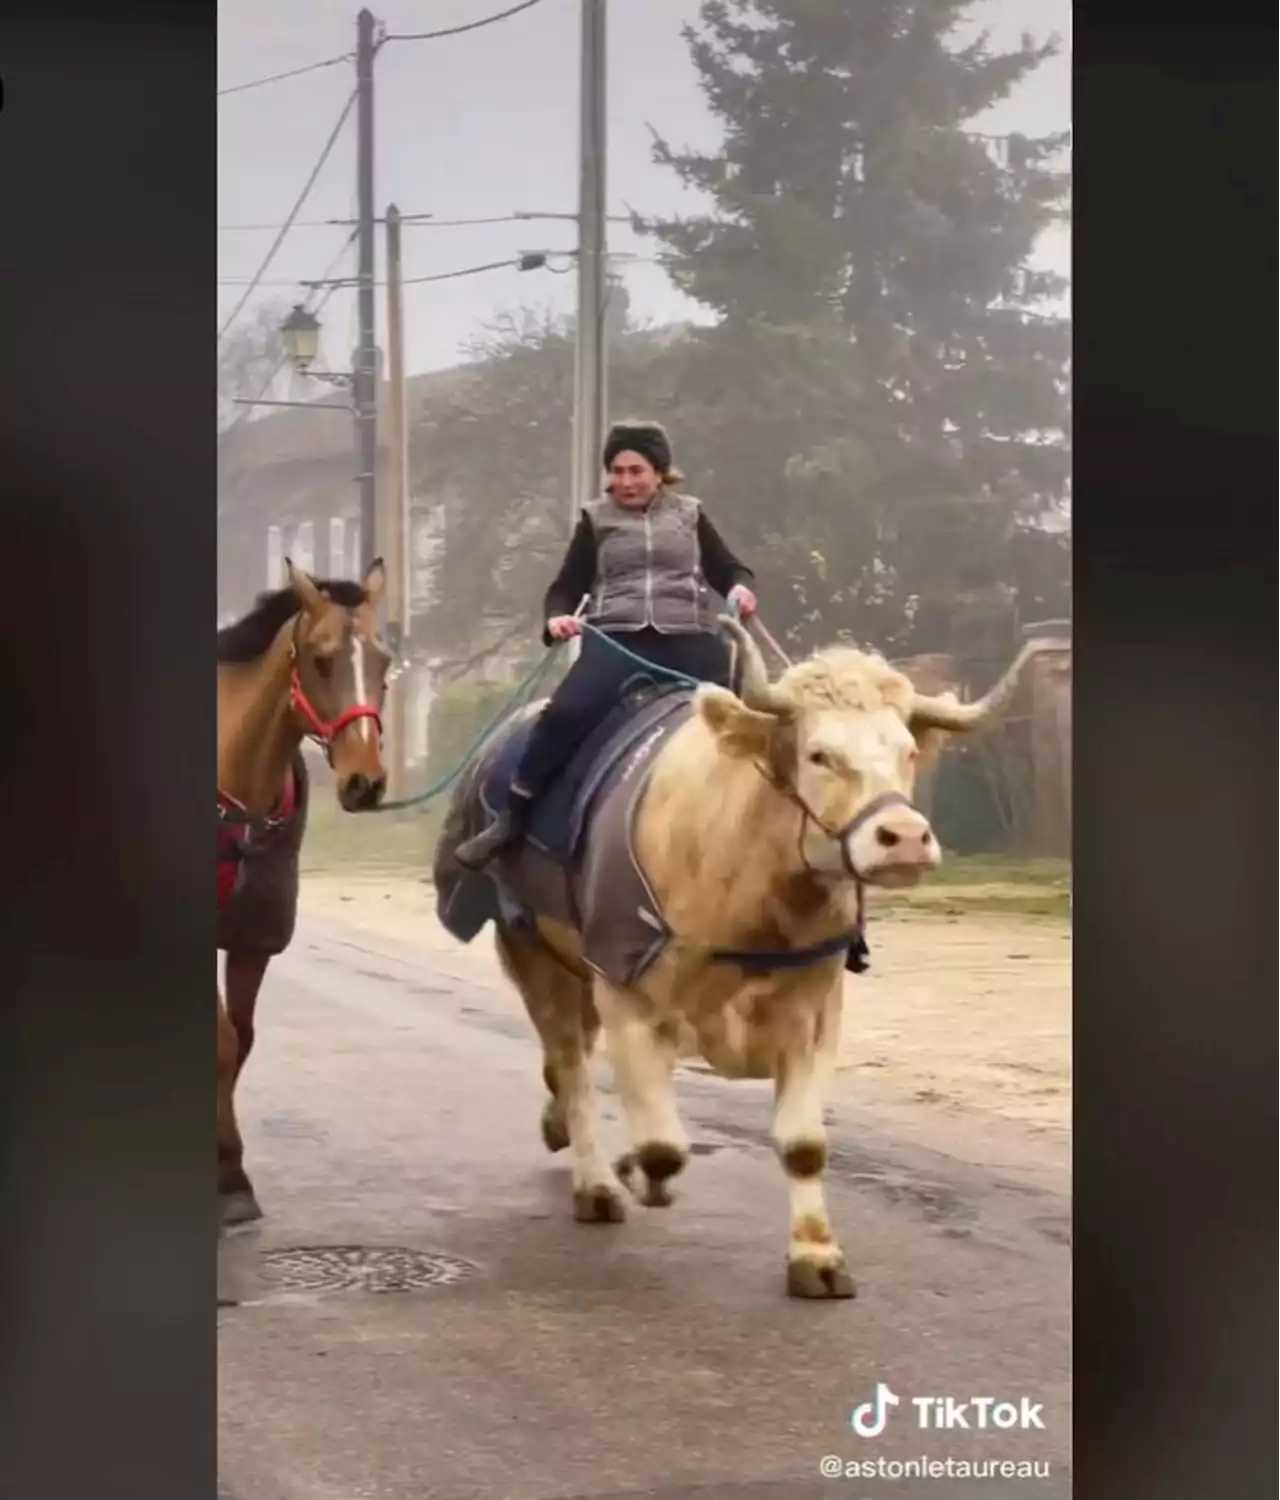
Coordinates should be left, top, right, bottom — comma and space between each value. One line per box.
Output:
302, 779, 1070, 922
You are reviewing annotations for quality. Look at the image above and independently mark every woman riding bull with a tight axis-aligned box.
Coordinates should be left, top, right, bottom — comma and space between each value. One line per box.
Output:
455, 419, 758, 871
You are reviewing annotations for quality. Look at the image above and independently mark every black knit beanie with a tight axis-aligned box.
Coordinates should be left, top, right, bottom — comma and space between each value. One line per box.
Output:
602, 419, 674, 477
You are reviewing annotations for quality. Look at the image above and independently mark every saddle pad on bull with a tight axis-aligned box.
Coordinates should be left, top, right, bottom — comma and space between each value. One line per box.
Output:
566, 693, 696, 988
480, 682, 693, 866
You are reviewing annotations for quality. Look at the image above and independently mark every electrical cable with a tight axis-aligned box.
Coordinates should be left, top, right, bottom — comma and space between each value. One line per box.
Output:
383, 0, 546, 45
402, 257, 530, 285
217, 90, 357, 344
219, 228, 357, 439
221, 255, 555, 290
218, 53, 353, 98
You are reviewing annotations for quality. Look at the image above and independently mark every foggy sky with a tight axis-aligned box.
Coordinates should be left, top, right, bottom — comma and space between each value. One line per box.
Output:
218, 0, 1070, 388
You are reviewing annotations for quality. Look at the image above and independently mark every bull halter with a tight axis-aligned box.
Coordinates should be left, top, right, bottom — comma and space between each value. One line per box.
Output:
705, 764, 916, 977
755, 762, 913, 885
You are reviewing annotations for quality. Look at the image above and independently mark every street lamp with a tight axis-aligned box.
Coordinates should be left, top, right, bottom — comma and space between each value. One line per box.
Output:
279, 304, 322, 373
278, 304, 355, 392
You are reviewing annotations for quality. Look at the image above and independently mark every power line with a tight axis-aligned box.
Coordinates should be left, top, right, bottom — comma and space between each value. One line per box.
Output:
219, 211, 639, 234
218, 220, 348, 232
217, 90, 357, 344
218, 0, 547, 102
382, 0, 547, 44
218, 52, 353, 98
219, 231, 357, 440
220, 254, 552, 290
218, 214, 504, 234
399, 214, 529, 228
402, 257, 539, 285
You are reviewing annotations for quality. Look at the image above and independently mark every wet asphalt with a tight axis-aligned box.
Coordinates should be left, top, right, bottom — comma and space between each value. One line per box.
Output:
217, 915, 1071, 1500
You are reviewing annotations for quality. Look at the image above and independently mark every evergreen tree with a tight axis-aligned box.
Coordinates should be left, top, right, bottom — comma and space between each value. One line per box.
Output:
645, 0, 1071, 662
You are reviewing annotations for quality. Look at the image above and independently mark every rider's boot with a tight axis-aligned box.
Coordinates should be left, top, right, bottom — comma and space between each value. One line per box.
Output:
454, 790, 532, 873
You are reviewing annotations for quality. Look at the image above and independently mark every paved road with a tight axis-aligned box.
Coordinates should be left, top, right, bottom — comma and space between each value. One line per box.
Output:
218, 915, 1071, 1500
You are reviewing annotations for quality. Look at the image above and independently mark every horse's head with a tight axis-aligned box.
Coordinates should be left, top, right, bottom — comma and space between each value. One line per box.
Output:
287, 558, 391, 811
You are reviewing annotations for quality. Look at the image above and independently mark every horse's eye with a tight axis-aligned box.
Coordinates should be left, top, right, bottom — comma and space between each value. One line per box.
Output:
314, 655, 334, 679
808, 749, 831, 768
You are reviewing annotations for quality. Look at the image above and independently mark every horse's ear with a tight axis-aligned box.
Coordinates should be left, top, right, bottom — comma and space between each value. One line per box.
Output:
286, 558, 327, 621
362, 557, 386, 607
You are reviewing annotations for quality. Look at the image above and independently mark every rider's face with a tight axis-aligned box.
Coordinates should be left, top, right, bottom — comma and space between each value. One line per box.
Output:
608, 451, 661, 506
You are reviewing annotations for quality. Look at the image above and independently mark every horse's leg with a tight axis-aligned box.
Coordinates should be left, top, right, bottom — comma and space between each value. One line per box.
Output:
217, 987, 261, 1226
224, 949, 270, 1081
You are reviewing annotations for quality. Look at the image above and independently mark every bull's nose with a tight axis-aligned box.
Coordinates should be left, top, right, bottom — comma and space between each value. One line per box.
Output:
873, 810, 936, 862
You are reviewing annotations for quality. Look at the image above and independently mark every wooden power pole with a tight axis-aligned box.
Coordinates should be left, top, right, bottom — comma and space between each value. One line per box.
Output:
383, 202, 410, 796
354, 7, 379, 566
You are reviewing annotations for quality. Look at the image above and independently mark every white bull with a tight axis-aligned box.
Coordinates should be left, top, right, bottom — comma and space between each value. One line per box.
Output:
441, 618, 1060, 1298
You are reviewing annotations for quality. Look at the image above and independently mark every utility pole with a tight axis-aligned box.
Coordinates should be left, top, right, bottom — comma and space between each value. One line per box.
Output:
383, 203, 410, 797
570, 0, 608, 527
354, 7, 379, 566
565, 0, 607, 667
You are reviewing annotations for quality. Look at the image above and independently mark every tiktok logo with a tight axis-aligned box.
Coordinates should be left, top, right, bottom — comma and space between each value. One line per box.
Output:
850, 1381, 900, 1438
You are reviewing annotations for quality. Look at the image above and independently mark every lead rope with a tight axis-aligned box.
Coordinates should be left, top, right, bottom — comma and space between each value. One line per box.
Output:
365, 598, 772, 816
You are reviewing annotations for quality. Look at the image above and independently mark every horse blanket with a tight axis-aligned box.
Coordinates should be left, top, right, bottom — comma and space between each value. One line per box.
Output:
217, 752, 310, 956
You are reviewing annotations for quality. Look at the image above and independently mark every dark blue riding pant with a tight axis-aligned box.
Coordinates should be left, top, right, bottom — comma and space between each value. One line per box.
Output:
510, 627, 732, 803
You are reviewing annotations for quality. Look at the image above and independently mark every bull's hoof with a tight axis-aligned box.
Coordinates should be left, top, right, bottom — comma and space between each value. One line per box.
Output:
786, 1257, 857, 1300
573, 1184, 628, 1224
219, 1189, 263, 1227
615, 1152, 675, 1207
637, 1141, 687, 1182
541, 1105, 570, 1154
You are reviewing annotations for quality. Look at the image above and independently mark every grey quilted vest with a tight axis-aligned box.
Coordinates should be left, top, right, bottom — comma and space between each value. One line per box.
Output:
583, 491, 719, 634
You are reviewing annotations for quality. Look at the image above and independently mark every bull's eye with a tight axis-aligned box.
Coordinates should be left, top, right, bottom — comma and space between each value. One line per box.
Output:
808, 749, 832, 768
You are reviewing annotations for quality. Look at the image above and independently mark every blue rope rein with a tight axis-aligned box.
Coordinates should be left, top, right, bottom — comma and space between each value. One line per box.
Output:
366, 605, 740, 815
367, 649, 558, 813
576, 621, 704, 688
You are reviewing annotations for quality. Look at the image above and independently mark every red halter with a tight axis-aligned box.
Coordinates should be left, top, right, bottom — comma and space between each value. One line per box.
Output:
289, 667, 383, 757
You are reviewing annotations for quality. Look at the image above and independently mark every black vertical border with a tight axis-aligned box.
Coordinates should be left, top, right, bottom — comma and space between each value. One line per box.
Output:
1074, 12, 1276, 1500
0, 5, 216, 1499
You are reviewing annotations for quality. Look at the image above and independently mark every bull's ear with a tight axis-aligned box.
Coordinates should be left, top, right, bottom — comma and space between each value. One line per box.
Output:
697, 684, 780, 757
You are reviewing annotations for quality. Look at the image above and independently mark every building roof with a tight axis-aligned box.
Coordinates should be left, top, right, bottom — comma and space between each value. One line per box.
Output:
218, 365, 470, 474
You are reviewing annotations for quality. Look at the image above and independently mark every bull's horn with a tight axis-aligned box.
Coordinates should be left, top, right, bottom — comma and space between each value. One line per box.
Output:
910, 636, 1068, 733
717, 614, 796, 719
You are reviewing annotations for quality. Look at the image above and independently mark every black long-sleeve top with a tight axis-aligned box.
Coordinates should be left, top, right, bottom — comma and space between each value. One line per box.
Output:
541, 505, 756, 642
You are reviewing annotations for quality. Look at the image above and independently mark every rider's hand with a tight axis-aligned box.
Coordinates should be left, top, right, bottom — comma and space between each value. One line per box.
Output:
727, 583, 758, 618
547, 614, 583, 641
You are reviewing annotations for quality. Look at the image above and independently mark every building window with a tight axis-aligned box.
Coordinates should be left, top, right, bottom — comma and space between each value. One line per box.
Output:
292, 519, 315, 574
345, 518, 362, 580
266, 525, 282, 590
329, 517, 346, 578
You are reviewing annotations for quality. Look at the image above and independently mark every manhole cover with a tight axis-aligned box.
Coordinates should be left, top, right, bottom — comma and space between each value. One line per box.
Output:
259, 1245, 478, 1294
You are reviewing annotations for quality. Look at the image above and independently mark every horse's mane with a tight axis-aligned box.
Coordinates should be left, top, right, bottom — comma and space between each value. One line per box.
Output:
216, 579, 369, 664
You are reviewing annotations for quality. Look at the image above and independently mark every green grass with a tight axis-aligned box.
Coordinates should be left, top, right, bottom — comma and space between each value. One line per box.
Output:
302, 786, 1071, 923
920, 853, 1071, 888
299, 780, 445, 876
874, 853, 1072, 920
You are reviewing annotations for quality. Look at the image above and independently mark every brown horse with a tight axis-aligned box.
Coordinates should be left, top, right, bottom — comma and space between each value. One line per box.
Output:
216, 559, 390, 1227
